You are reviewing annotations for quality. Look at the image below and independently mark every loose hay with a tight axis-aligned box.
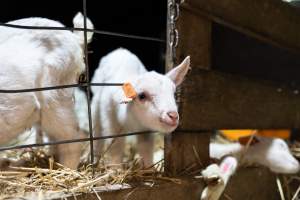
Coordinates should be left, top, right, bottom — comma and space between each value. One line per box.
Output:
0, 145, 178, 200
0, 160, 179, 199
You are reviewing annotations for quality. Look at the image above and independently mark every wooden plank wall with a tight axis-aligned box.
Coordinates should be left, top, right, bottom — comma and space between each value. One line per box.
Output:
172, 0, 300, 130
179, 68, 300, 129
184, 0, 300, 54
164, 0, 294, 199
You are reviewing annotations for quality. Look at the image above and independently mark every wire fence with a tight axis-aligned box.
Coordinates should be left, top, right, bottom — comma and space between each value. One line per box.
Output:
0, 83, 123, 93
0, 22, 165, 43
0, 131, 155, 152
0, 0, 167, 173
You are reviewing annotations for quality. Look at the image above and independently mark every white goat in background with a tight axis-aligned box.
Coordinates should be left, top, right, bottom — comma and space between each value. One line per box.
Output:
147, 133, 298, 199
91, 48, 190, 166
0, 12, 94, 169
200, 135, 300, 200
210, 135, 300, 174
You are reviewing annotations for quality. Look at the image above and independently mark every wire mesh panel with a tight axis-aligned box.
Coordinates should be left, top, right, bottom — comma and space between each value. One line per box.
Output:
0, 0, 166, 174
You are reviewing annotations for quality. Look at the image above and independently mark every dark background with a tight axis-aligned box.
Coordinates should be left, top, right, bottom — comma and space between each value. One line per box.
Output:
1, 0, 300, 88
0, 0, 167, 77
212, 22, 300, 88
211, 1, 300, 88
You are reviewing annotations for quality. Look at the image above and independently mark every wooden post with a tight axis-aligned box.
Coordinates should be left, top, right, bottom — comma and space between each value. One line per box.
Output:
164, 4, 212, 176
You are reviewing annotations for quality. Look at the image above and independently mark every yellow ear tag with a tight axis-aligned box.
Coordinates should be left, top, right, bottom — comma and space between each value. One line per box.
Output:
121, 82, 137, 104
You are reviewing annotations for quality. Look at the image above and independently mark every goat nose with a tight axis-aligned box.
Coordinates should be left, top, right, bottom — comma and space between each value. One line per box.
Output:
167, 111, 178, 121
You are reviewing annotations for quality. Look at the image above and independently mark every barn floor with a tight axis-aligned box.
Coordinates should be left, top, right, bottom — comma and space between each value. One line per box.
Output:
0, 135, 300, 199
0, 147, 178, 200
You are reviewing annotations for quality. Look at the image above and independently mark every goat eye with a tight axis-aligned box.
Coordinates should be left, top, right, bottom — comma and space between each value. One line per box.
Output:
138, 92, 147, 101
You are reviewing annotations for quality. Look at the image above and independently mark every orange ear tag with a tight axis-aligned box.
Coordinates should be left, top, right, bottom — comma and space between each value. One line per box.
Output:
121, 82, 137, 104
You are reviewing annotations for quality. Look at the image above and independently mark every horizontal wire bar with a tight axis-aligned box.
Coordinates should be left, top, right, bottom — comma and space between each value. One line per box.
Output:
0, 82, 123, 93
0, 129, 211, 152
0, 131, 156, 152
90, 83, 123, 86
0, 23, 165, 43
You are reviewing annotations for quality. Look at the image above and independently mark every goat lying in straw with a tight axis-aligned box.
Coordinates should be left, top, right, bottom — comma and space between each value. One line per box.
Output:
200, 130, 300, 200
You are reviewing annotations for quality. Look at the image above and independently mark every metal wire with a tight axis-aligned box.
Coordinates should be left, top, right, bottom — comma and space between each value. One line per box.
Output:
0, 0, 170, 173
0, 129, 210, 152
82, 0, 95, 174
0, 83, 123, 93
0, 131, 155, 152
0, 23, 165, 43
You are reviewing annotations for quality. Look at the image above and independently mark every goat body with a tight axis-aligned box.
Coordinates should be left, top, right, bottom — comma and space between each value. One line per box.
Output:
91, 48, 190, 165
0, 13, 94, 169
210, 136, 299, 174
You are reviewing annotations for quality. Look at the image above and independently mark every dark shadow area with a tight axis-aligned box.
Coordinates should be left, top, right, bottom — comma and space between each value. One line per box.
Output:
212, 22, 300, 88
0, 0, 167, 77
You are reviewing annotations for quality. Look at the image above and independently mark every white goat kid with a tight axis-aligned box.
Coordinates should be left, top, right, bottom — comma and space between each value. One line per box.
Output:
0, 13, 94, 169
91, 48, 190, 166
210, 136, 300, 174
199, 136, 299, 200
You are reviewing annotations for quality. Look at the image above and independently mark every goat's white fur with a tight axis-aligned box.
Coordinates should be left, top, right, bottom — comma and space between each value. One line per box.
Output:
200, 136, 299, 200
91, 48, 190, 166
210, 136, 300, 174
200, 156, 238, 200
0, 13, 94, 169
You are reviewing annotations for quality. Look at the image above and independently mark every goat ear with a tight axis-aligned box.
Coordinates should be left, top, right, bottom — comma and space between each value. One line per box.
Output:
220, 156, 238, 174
166, 56, 190, 86
73, 12, 94, 44
119, 82, 137, 104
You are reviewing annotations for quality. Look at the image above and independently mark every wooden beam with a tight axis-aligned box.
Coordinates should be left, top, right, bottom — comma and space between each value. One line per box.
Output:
222, 167, 279, 200
184, 0, 300, 54
25, 179, 204, 200
24, 168, 278, 200
174, 7, 211, 70
164, 131, 210, 176
179, 68, 300, 130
